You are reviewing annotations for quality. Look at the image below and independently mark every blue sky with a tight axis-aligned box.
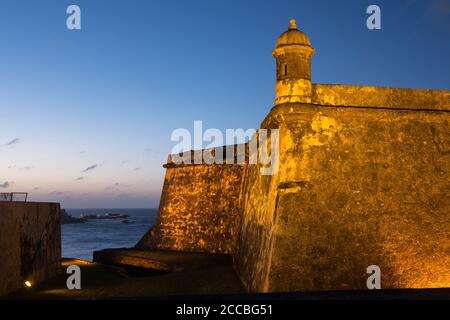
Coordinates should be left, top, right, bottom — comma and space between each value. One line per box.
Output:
0, 0, 449, 208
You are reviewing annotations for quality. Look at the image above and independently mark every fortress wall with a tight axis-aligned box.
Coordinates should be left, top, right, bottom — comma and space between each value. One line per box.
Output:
141, 85, 449, 293
137, 162, 246, 254
248, 103, 449, 292
312, 84, 450, 111
233, 164, 277, 292
233, 119, 282, 292
0, 202, 61, 296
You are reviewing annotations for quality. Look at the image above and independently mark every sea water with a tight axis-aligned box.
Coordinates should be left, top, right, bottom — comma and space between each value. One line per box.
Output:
62, 208, 157, 261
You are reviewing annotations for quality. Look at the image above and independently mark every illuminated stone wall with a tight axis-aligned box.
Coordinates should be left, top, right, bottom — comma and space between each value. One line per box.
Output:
0, 202, 61, 296
137, 157, 246, 254
140, 17, 450, 292
144, 84, 449, 292
311, 84, 450, 111
235, 95, 450, 292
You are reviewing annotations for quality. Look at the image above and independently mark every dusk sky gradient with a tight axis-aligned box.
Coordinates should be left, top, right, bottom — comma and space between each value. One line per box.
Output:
0, 0, 449, 208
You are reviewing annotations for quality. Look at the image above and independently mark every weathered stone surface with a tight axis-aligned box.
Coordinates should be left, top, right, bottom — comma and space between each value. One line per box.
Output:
311, 84, 450, 111
273, 19, 314, 106
0, 202, 61, 296
234, 103, 449, 292
137, 162, 246, 254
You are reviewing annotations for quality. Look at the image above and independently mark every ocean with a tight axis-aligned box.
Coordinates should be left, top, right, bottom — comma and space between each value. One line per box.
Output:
63, 208, 157, 261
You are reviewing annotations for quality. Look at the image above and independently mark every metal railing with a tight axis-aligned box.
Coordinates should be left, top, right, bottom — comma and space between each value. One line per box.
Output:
0, 192, 28, 202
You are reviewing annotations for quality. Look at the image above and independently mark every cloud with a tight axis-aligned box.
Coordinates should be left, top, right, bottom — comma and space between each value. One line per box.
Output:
133, 167, 142, 171
0, 181, 11, 188
104, 182, 132, 191
4, 138, 20, 147
50, 191, 67, 196
82, 164, 99, 173
75, 177, 86, 181
115, 183, 131, 188
8, 165, 33, 170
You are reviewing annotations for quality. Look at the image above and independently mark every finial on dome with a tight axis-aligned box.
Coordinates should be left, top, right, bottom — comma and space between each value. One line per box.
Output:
289, 19, 297, 30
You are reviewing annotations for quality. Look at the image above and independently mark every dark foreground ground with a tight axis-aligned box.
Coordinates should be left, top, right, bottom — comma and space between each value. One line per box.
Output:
6, 249, 450, 300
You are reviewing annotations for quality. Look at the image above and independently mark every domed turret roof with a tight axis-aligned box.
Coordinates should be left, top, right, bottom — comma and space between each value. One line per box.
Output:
275, 19, 311, 47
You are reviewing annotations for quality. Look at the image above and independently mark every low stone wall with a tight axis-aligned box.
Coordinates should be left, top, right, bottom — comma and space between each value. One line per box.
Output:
0, 202, 61, 296
137, 161, 246, 254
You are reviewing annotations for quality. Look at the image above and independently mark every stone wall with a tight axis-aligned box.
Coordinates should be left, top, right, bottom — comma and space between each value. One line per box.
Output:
311, 84, 450, 111
137, 151, 246, 254
0, 202, 61, 296
233, 118, 280, 292
143, 84, 449, 292
235, 101, 450, 292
